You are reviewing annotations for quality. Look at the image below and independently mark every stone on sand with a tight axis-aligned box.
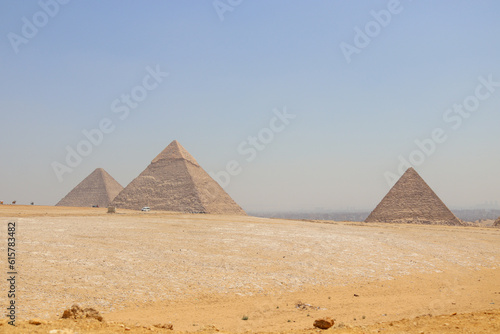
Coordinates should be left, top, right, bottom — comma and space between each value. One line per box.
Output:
313, 317, 334, 329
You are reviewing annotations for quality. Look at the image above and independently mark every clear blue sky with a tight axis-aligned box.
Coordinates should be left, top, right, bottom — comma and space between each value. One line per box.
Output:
1, 1, 499, 212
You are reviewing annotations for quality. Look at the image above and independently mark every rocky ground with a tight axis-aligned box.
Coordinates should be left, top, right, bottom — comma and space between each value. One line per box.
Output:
3, 309, 500, 333
1, 205, 499, 333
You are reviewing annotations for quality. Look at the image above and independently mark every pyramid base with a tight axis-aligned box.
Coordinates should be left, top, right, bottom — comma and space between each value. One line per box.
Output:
365, 218, 465, 226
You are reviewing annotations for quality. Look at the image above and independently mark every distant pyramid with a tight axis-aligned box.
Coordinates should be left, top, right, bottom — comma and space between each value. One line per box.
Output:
494, 217, 500, 227
111, 140, 246, 215
365, 168, 462, 225
56, 168, 123, 208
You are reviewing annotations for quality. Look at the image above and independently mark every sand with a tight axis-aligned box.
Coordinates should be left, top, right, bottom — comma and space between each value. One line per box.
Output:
1, 205, 499, 333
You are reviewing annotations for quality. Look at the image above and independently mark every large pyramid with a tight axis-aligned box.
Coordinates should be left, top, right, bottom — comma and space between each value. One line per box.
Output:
494, 217, 500, 227
56, 168, 124, 208
111, 140, 246, 215
365, 168, 462, 225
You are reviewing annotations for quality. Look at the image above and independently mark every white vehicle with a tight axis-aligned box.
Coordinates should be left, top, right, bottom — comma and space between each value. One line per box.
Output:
141, 207, 151, 212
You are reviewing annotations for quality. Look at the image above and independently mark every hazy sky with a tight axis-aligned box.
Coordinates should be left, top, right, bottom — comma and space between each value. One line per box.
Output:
1, 1, 499, 212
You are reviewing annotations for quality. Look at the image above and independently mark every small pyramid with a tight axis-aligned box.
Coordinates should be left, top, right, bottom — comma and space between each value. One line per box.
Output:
365, 168, 462, 225
111, 140, 246, 215
56, 168, 124, 207
494, 217, 500, 227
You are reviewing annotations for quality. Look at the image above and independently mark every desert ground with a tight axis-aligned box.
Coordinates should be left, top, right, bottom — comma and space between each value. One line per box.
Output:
1, 205, 499, 333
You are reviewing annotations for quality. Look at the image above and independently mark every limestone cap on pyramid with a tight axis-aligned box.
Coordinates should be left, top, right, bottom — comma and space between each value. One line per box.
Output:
111, 140, 246, 215
56, 168, 123, 208
365, 167, 462, 225
151, 140, 198, 165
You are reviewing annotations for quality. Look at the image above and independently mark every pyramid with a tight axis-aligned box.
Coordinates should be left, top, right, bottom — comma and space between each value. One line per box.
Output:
365, 168, 462, 225
111, 140, 246, 215
56, 168, 124, 208
494, 217, 500, 227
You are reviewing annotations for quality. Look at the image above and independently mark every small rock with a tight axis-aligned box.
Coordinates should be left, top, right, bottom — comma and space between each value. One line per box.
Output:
296, 301, 321, 310
84, 308, 104, 322
29, 318, 47, 325
61, 304, 103, 322
62, 305, 83, 319
201, 324, 219, 332
125, 327, 131, 331
313, 317, 334, 329
153, 323, 174, 330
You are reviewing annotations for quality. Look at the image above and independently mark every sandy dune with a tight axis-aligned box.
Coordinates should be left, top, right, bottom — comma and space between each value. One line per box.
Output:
1, 205, 499, 333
